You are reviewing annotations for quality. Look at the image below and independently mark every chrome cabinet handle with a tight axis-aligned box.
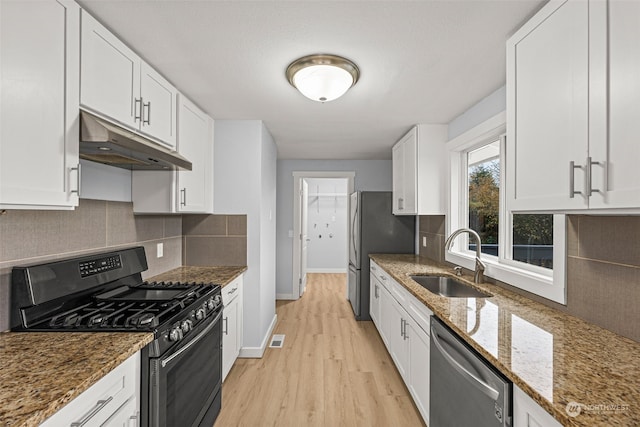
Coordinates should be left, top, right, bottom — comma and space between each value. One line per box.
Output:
129, 414, 138, 427
586, 157, 603, 197
375, 284, 379, 299
398, 197, 404, 210
380, 276, 387, 281
180, 188, 187, 206
223, 316, 228, 335
431, 326, 500, 401
403, 319, 408, 340
228, 287, 238, 294
569, 161, 583, 198
143, 101, 151, 125
70, 396, 113, 426
134, 98, 143, 122
70, 163, 81, 195
400, 318, 404, 337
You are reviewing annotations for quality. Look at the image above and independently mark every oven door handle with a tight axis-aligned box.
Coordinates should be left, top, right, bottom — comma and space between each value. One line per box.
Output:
161, 310, 223, 368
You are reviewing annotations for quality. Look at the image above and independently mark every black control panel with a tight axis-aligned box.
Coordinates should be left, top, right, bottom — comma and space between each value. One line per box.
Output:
79, 255, 122, 278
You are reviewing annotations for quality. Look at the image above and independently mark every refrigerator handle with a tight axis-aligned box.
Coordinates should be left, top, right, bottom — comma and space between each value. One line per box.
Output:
351, 203, 358, 263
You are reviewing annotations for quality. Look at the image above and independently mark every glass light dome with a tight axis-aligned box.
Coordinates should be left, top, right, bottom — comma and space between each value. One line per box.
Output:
286, 54, 360, 103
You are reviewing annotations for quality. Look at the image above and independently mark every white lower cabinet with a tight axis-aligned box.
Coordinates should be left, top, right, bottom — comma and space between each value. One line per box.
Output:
371, 262, 432, 424
222, 275, 243, 382
41, 351, 140, 427
513, 385, 562, 427
369, 273, 382, 330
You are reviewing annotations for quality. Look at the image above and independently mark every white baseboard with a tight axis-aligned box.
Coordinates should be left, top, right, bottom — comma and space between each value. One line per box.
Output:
306, 268, 347, 273
276, 293, 298, 300
238, 313, 278, 358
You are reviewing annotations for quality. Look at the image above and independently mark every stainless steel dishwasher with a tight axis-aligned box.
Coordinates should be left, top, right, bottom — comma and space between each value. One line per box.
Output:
430, 317, 512, 427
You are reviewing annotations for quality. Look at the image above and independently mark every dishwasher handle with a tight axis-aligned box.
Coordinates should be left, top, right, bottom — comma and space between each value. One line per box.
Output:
431, 326, 500, 401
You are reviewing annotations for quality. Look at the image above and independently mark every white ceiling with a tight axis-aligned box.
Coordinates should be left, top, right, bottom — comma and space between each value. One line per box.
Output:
77, 0, 546, 160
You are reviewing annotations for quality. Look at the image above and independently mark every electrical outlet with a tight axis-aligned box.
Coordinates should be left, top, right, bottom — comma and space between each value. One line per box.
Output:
422, 236, 427, 247
157, 242, 164, 258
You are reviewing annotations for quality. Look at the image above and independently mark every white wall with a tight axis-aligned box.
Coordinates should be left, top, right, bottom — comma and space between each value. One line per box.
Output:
214, 120, 277, 354
305, 178, 348, 272
447, 85, 506, 140
276, 160, 392, 297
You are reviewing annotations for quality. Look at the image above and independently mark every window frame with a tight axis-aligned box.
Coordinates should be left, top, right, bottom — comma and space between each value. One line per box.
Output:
446, 112, 566, 304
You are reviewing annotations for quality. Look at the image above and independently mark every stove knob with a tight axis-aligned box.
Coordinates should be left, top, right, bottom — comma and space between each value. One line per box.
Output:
207, 297, 215, 310
169, 327, 183, 342
214, 295, 222, 306
181, 319, 193, 333
195, 308, 206, 320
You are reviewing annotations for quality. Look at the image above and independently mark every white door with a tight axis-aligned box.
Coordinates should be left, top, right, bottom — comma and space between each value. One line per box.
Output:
506, 0, 589, 211
139, 62, 178, 148
407, 320, 430, 423
299, 179, 309, 296
80, 10, 140, 130
402, 129, 418, 214
0, 0, 80, 209
177, 95, 212, 213
222, 299, 238, 381
589, 0, 640, 209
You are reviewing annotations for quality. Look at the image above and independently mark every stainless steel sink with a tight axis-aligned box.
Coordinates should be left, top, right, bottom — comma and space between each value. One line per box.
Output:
410, 275, 492, 298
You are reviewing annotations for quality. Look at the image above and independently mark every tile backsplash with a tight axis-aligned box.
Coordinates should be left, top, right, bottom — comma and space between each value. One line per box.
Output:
0, 200, 248, 332
419, 214, 640, 342
182, 215, 247, 266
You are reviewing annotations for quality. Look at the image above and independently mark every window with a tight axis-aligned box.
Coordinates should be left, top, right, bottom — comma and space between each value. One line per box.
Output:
447, 113, 566, 304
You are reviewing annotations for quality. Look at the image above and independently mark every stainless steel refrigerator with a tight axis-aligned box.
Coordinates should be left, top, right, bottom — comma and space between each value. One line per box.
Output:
348, 191, 416, 320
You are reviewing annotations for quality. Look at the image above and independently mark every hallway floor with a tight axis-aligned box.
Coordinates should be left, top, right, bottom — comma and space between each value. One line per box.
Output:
214, 273, 426, 426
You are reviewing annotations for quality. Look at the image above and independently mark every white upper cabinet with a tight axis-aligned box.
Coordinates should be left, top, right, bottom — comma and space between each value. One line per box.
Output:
132, 94, 213, 214
392, 125, 447, 215
176, 95, 213, 213
588, 0, 640, 209
80, 10, 177, 149
0, 0, 80, 210
507, 0, 640, 212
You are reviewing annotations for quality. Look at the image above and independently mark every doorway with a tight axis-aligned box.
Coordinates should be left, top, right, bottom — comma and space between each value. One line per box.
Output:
292, 172, 355, 299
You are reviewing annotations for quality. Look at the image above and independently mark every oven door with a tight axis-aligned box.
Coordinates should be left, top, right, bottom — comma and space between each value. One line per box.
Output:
148, 309, 223, 427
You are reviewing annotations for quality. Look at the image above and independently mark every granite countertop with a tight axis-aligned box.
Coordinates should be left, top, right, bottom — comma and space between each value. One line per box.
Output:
0, 332, 152, 427
370, 254, 640, 427
0, 266, 246, 427
147, 265, 247, 286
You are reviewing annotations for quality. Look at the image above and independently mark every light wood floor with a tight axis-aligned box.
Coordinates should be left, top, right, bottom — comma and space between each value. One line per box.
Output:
214, 273, 426, 427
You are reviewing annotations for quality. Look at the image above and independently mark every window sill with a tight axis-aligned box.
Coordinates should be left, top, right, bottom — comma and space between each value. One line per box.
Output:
445, 251, 566, 305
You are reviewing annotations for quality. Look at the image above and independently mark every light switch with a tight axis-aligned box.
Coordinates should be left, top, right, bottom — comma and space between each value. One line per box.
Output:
422, 236, 427, 247
157, 242, 164, 258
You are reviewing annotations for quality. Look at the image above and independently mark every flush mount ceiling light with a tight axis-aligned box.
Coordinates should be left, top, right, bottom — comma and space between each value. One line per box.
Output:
286, 54, 360, 102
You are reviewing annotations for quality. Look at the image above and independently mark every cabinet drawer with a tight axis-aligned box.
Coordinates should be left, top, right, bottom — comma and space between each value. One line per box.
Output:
41, 352, 139, 427
222, 276, 243, 306
370, 261, 391, 290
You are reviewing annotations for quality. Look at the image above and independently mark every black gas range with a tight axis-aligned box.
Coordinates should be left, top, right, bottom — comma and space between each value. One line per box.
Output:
11, 246, 223, 427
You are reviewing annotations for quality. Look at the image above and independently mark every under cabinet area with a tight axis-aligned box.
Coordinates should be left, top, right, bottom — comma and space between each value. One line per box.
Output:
80, 10, 178, 149
507, 0, 640, 212
41, 351, 140, 427
392, 125, 448, 216
369, 260, 431, 424
132, 94, 214, 214
222, 275, 244, 381
0, 0, 80, 210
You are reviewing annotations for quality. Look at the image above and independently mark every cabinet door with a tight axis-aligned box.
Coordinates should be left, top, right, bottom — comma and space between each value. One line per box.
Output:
0, 0, 80, 210
588, 0, 640, 209
392, 142, 404, 214
506, 0, 589, 211
407, 320, 430, 424
369, 274, 381, 328
513, 385, 563, 427
222, 299, 238, 381
177, 95, 213, 213
80, 10, 140, 130
139, 62, 178, 148
385, 295, 409, 381
401, 129, 417, 214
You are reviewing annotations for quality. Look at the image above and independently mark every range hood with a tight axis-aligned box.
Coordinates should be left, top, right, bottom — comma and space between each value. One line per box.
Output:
79, 111, 192, 171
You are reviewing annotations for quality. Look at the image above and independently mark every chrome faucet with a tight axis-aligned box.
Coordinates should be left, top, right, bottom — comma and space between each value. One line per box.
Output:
444, 228, 486, 284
